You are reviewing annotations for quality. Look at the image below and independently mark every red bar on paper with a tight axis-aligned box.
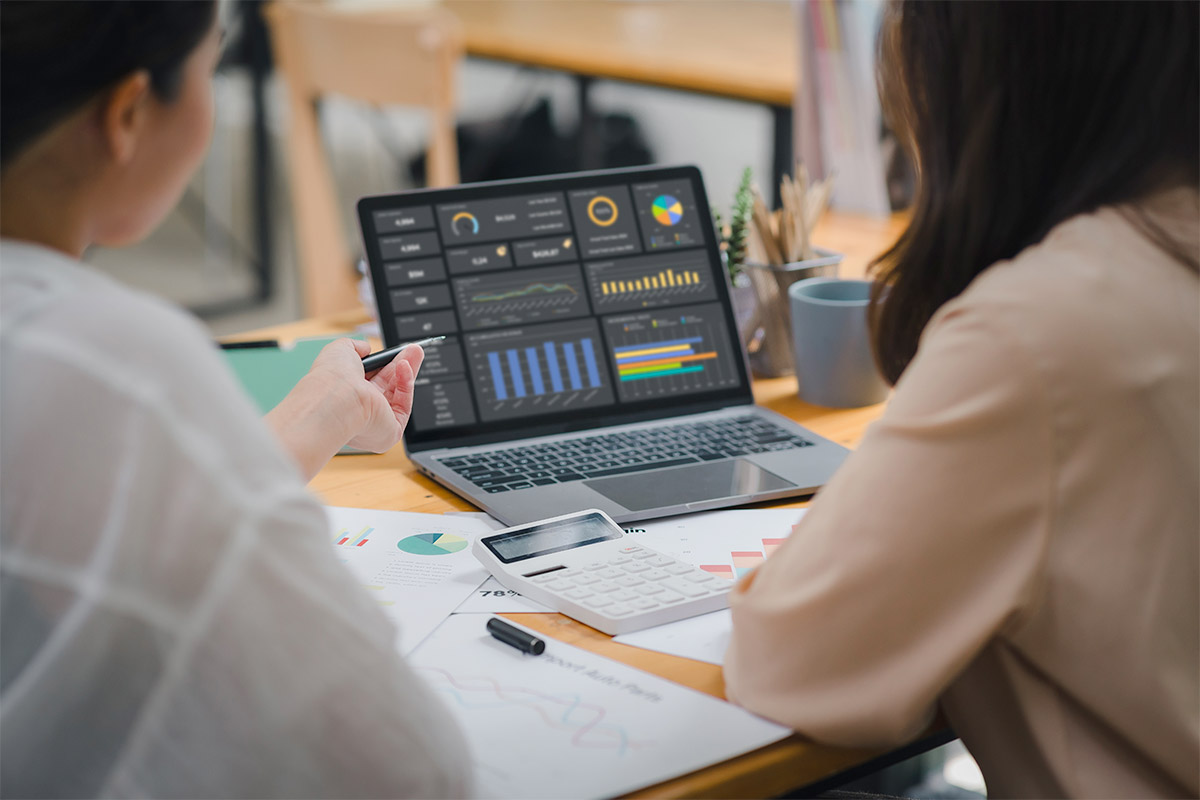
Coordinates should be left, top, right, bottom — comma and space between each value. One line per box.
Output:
762, 538, 786, 557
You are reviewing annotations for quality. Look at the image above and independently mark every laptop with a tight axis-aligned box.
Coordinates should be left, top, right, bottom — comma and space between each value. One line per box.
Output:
357, 165, 849, 524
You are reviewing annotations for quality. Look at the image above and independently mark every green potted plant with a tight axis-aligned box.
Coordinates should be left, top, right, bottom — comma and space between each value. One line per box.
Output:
713, 167, 756, 334
720, 166, 842, 378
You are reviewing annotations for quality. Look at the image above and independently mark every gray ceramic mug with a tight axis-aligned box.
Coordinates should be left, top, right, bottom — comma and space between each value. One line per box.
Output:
788, 277, 889, 408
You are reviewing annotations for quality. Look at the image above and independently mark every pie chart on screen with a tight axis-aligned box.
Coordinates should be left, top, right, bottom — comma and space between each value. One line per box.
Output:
651, 195, 684, 226
397, 532, 468, 555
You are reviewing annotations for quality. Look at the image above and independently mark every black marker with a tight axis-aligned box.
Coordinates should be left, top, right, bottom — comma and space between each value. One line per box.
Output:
361, 335, 445, 372
487, 617, 546, 656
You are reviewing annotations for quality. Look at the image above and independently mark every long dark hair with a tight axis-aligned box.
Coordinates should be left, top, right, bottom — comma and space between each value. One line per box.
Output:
0, 0, 217, 168
870, 1, 1199, 385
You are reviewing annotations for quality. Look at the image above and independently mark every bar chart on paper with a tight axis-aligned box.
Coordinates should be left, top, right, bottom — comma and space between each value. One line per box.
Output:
603, 303, 741, 401
465, 319, 616, 421
699, 539, 787, 580
334, 526, 374, 547
585, 252, 718, 313
628, 508, 805, 581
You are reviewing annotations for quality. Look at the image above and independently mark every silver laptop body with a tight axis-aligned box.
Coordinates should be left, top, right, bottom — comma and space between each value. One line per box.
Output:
358, 165, 849, 525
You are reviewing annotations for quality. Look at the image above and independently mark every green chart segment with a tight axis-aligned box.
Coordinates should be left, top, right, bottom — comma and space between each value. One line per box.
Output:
397, 532, 469, 555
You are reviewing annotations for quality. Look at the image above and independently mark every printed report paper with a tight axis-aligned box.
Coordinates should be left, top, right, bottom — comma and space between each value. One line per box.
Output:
411, 615, 791, 799
326, 505, 493, 653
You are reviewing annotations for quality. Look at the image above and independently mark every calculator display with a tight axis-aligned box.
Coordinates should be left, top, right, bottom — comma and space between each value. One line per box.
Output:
483, 513, 622, 564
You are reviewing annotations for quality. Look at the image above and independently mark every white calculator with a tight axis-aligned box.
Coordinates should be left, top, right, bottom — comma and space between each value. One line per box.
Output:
472, 509, 730, 635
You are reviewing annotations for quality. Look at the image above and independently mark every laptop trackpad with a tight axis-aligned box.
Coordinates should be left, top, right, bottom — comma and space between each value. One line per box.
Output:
585, 459, 796, 513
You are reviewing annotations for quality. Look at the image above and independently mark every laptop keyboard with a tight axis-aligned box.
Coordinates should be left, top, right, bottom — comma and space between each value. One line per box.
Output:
436, 416, 813, 493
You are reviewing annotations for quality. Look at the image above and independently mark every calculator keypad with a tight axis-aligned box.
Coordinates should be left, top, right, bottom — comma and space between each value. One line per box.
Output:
533, 545, 728, 624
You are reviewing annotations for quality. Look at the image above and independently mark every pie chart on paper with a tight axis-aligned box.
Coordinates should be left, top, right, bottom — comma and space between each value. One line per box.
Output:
651, 195, 684, 226
397, 532, 469, 555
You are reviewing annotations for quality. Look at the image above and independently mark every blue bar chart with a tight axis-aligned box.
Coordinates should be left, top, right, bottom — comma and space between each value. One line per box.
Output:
487, 339, 602, 399
466, 320, 615, 421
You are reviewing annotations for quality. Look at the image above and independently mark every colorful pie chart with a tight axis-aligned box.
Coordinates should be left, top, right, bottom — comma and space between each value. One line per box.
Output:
397, 532, 469, 555
651, 195, 684, 226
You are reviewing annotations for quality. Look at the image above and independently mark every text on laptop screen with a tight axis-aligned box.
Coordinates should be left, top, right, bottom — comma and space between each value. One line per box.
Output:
360, 167, 749, 447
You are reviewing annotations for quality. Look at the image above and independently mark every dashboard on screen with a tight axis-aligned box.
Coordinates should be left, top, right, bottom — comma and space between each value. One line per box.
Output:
358, 167, 751, 451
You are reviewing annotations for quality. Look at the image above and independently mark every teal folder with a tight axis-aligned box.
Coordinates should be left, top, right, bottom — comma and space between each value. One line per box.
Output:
220, 335, 364, 414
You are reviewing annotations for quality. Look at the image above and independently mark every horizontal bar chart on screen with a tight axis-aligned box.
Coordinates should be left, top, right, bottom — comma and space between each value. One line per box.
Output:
613, 336, 719, 382
602, 303, 740, 401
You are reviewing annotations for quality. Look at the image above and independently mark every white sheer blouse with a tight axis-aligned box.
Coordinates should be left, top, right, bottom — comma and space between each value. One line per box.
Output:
0, 241, 469, 798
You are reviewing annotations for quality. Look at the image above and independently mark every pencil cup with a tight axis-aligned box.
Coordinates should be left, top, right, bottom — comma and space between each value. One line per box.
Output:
788, 277, 889, 408
740, 249, 842, 378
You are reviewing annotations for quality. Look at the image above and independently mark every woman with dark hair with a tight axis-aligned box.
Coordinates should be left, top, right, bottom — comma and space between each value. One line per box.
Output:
0, 2, 464, 796
726, 2, 1197, 796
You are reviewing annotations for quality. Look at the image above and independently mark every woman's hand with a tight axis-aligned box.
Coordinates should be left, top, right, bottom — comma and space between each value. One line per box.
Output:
264, 338, 424, 481
311, 338, 424, 453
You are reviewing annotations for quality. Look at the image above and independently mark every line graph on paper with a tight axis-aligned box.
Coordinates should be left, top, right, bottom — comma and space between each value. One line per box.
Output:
407, 615, 790, 799
416, 666, 652, 755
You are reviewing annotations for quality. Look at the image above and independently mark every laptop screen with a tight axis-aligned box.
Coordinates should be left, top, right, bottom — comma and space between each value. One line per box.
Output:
357, 165, 752, 451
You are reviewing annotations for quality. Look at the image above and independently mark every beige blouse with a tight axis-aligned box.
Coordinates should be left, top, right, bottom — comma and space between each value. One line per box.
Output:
725, 191, 1199, 798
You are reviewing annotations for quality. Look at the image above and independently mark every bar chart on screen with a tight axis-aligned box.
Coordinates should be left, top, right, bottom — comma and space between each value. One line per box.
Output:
465, 319, 616, 421
585, 252, 718, 313
603, 303, 741, 401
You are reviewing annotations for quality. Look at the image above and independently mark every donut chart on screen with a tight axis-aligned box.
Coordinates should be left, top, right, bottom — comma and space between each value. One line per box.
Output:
651, 195, 684, 226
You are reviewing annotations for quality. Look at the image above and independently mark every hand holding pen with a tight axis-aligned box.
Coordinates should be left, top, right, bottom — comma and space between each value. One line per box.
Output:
261, 337, 428, 479
361, 335, 446, 372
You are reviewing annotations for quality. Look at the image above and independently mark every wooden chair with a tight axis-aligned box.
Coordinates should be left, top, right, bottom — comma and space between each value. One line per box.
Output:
263, 2, 463, 317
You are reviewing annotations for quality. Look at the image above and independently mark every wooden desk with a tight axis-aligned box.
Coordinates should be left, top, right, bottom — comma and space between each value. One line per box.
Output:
234, 212, 930, 797
442, 0, 800, 202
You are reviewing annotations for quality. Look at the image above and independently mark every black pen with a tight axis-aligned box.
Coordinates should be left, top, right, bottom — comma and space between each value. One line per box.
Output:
487, 617, 546, 656
361, 335, 445, 372
218, 339, 279, 350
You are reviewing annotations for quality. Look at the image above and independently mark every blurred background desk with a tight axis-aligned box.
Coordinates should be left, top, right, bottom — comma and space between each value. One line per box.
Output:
444, 0, 799, 203
99, 1, 901, 338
